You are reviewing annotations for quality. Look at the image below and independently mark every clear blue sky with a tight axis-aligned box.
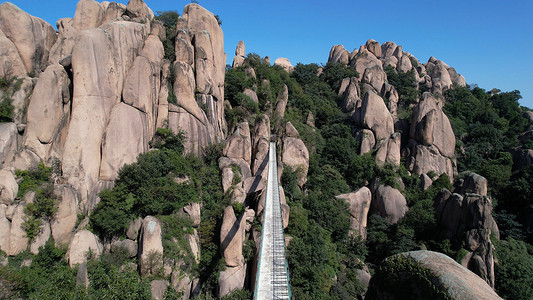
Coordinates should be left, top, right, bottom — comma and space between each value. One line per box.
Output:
8, 0, 533, 108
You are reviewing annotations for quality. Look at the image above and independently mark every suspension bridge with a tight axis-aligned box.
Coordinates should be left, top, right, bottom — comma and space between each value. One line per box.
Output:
254, 140, 292, 300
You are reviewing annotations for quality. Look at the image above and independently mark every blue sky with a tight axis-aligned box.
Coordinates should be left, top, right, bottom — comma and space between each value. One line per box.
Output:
9, 0, 533, 108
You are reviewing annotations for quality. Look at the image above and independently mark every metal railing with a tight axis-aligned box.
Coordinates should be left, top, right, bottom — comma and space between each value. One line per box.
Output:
254, 141, 291, 300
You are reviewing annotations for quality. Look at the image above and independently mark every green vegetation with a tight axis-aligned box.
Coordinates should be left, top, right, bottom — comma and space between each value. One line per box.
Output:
0, 76, 23, 122
154, 10, 180, 62
366, 255, 451, 300
0, 240, 154, 299
493, 238, 533, 299
443, 86, 532, 242
384, 65, 420, 105
14, 163, 59, 244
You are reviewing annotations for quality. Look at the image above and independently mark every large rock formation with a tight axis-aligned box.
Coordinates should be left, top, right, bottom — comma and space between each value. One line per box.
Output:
366, 251, 502, 300
139, 216, 164, 275
336, 187, 372, 239
407, 92, 456, 180
0, 2, 57, 75
328, 44, 350, 64
68, 230, 103, 267
170, 3, 226, 153
282, 122, 309, 187
232, 41, 245, 68
373, 185, 408, 224
355, 91, 394, 141
434, 173, 498, 287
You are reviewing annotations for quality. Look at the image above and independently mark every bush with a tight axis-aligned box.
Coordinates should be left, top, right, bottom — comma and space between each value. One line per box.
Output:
91, 130, 222, 239
16, 163, 52, 198
384, 65, 420, 106
493, 238, 533, 299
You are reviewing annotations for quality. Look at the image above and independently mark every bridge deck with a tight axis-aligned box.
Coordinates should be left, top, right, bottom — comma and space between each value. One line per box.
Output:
254, 142, 291, 300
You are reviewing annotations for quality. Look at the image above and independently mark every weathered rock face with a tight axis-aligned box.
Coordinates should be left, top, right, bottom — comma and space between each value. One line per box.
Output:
275, 84, 289, 118
407, 92, 456, 180
62, 28, 119, 205
7, 203, 28, 256
30, 220, 50, 254
139, 216, 164, 275
366, 251, 502, 300
23, 63, 71, 160
176, 3, 226, 146
373, 185, 408, 224
0, 204, 11, 253
48, 18, 77, 65
435, 178, 497, 287
363, 65, 387, 94
455, 172, 488, 197
0, 2, 57, 75
51, 185, 79, 246
410, 93, 455, 157
355, 91, 394, 141
351, 49, 382, 79
68, 230, 103, 267
126, 0, 154, 21
274, 57, 294, 73
397, 55, 413, 73
99, 103, 148, 181
328, 44, 350, 64
0, 170, 17, 205
232, 40, 245, 68
381, 83, 399, 115
223, 122, 252, 166
366, 39, 381, 58
150, 280, 169, 300
219, 264, 246, 297
252, 114, 270, 177
0, 30, 27, 79
375, 133, 401, 166
282, 125, 309, 187
341, 77, 361, 114
73, 0, 104, 30
380, 41, 397, 60
336, 187, 372, 239
509, 147, 533, 171
220, 206, 244, 267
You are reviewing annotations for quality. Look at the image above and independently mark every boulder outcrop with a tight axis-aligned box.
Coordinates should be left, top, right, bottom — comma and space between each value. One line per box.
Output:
68, 230, 103, 267
328, 44, 350, 64
274, 57, 294, 73
336, 187, 372, 239
223, 122, 252, 165
139, 216, 164, 275
282, 125, 309, 187
407, 92, 456, 180
232, 41, 245, 68
373, 185, 408, 224
355, 91, 394, 141
435, 174, 497, 287
366, 251, 502, 300
0, 2, 57, 75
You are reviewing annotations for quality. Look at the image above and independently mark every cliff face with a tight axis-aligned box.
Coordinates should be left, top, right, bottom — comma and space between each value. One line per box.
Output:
0, 0, 225, 216
0, 0, 224, 267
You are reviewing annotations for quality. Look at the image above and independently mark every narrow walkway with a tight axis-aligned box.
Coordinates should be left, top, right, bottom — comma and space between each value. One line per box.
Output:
254, 141, 291, 300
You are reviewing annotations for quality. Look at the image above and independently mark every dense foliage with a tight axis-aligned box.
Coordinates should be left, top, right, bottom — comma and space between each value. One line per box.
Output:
0, 76, 22, 122
14, 163, 59, 243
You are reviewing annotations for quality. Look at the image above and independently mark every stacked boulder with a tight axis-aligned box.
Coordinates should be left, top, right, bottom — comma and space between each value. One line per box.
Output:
232, 41, 245, 68
435, 172, 498, 287
329, 39, 460, 179
406, 92, 456, 180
